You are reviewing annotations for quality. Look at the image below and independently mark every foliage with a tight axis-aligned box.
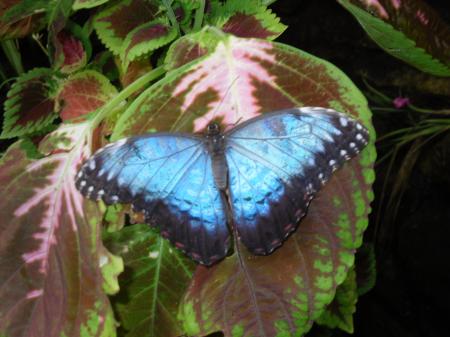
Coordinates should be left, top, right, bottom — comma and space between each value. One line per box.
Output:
12, 0, 450, 335
338, 0, 450, 77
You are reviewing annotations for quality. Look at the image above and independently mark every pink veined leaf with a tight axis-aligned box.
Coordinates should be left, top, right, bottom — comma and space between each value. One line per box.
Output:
0, 123, 121, 337
56, 70, 118, 121
113, 34, 376, 336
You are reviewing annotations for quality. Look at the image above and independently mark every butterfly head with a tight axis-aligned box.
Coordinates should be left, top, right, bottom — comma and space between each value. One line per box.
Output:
206, 122, 221, 136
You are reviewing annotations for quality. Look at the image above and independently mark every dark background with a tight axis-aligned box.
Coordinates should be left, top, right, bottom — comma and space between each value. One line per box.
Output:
270, 1, 450, 336
1, 1, 450, 336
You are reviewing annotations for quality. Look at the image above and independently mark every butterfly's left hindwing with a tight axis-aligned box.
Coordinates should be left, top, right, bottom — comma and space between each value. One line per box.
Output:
76, 134, 230, 265
225, 107, 369, 255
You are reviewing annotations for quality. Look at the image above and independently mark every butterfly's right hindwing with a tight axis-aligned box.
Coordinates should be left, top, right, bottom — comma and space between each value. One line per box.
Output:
76, 134, 230, 265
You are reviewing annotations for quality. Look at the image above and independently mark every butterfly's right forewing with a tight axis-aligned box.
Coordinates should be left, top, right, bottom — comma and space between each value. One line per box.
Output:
76, 134, 230, 265
225, 107, 369, 256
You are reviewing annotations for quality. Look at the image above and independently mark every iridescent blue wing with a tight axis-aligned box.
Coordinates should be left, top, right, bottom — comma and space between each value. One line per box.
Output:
225, 107, 369, 255
75, 134, 230, 265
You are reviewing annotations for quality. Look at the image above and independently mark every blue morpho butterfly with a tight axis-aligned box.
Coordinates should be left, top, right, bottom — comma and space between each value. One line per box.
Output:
76, 107, 369, 265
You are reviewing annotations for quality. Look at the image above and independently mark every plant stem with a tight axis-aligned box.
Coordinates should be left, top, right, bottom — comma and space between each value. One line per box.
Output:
1, 39, 24, 75
91, 66, 165, 128
193, 0, 206, 32
161, 0, 181, 36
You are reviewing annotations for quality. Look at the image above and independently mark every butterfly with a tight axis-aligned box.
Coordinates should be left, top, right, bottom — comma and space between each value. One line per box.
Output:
76, 107, 369, 265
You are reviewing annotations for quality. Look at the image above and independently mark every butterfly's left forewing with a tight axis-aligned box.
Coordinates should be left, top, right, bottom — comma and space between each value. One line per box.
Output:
76, 134, 230, 265
225, 107, 369, 255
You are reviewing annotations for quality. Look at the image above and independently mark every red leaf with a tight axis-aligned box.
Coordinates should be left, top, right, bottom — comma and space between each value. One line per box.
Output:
56, 70, 117, 121
56, 30, 87, 73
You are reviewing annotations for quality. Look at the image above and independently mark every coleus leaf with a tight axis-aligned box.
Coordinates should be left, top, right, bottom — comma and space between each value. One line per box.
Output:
208, 0, 287, 39
104, 224, 195, 337
56, 70, 118, 122
315, 267, 357, 334
0, 122, 122, 337
1, 68, 58, 139
47, 0, 74, 67
338, 0, 450, 77
355, 243, 376, 296
0, 0, 45, 39
113, 34, 376, 336
73, 0, 109, 10
0, 0, 47, 24
119, 58, 153, 90
55, 30, 87, 73
120, 19, 178, 70
93, 0, 160, 55
164, 27, 222, 70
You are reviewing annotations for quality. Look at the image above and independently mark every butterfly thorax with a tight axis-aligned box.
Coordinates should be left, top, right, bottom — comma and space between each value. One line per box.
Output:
206, 122, 228, 191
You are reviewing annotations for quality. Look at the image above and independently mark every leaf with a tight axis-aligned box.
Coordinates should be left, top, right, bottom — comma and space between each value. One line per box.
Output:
56, 70, 118, 122
114, 34, 376, 336
208, 0, 287, 39
0, 0, 45, 39
164, 27, 222, 70
315, 268, 357, 334
1, 68, 58, 139
93, 0, 159, 56
47, 0, 74, 67
73, 0, 109, 10
119, 58, 154, 90
120, 19, 178, 69
338, 0, 450, 77
55, 30, 87, 73
355, 243, 376, 296
0, 0, 47, 24
104, 224, 195, 337
0, 122, 120, 337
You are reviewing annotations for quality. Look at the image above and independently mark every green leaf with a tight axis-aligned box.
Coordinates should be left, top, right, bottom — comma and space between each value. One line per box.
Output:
355, 243, 376, 296
73, 0, 109, 10
104, 224, 195, 337
1, 68, 58, 139
208, 0, 287, 39
315, 268, 358, 334
338, 0, 450, 76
